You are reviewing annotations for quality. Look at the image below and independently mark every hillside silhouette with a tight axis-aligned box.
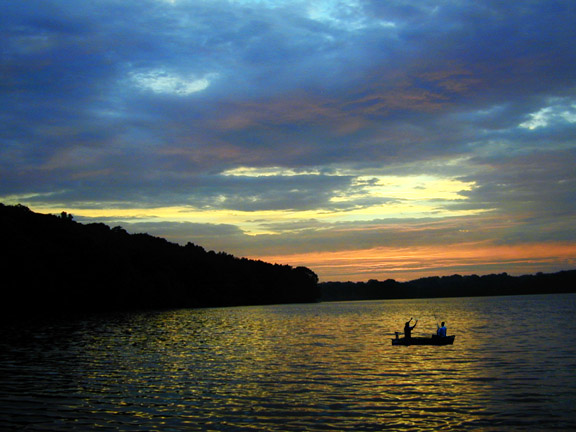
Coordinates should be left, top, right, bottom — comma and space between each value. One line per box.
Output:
320, 270, 576, 302
1, 204, 319, 313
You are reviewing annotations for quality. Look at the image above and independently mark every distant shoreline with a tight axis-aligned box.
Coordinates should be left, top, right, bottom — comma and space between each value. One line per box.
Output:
319, 270, 576, 302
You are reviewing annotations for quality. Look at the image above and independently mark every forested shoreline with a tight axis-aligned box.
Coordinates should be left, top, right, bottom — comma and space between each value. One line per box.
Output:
1, 203, 319, 313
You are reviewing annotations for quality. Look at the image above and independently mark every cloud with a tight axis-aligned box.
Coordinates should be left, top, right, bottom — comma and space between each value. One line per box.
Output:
519, 99, 576, 130
1, 0, 576, 281
457, 148, 576, 220
129, 69, 218, 96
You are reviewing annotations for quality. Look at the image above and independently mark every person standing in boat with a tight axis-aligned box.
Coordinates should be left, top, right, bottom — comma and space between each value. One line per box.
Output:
437, 322, 447, 337
404, 318, 417, 339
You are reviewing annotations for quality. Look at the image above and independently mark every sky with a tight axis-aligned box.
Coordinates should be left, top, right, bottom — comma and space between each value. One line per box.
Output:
1, 0, 576, 282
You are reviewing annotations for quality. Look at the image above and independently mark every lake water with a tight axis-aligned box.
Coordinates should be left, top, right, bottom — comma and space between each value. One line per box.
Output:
1, 294, 576, 431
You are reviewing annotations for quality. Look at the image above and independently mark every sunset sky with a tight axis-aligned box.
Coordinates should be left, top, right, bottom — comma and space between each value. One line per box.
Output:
2, 0, 576, 281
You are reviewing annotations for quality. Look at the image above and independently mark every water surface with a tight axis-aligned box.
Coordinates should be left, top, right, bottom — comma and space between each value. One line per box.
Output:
1, 294, 575, 430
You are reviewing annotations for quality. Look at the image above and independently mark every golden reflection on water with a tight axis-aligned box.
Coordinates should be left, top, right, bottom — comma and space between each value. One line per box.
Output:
85, 302, 504, 430
1, 295, 575, 431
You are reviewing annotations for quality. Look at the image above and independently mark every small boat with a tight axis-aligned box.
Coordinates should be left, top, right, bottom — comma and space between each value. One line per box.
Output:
392, 334, 455, 346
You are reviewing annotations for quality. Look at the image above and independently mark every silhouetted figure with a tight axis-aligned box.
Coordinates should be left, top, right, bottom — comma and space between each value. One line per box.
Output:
437, 321, 447, 337
404, 318, 417, 339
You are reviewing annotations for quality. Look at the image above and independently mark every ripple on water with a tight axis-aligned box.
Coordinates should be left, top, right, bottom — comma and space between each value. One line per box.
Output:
1, 295, 576, 431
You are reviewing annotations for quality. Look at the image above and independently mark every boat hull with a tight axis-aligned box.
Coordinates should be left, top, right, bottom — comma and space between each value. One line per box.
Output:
391, 335, 455, 346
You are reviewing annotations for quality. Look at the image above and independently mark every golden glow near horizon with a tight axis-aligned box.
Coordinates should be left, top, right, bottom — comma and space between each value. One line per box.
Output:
251, 242, 576, 282
8, 167, 574, 282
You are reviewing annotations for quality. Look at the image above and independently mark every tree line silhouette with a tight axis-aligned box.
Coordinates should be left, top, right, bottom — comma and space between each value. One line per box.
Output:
1, 204, 319, 313
4, 203, 574, 314
320, 270, 576, 302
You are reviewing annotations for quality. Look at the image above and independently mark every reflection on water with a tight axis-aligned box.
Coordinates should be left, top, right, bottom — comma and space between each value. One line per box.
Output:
1, 294, 576, 431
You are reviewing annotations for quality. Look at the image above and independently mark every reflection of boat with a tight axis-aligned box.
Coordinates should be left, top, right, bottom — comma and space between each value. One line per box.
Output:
392, 335, 455, 346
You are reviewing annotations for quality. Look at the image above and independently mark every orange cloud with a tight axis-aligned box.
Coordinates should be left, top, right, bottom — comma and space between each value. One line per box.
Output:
213, 93, 348, 130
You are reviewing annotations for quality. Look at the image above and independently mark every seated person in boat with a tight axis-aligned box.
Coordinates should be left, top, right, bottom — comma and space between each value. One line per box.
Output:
404, 318, 417, 338
436, 322, 447, 337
